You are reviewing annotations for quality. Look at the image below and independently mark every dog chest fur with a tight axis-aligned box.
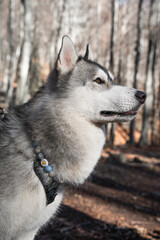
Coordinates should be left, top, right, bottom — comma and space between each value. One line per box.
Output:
35, 95, 106, 185
32, 95, 106, 185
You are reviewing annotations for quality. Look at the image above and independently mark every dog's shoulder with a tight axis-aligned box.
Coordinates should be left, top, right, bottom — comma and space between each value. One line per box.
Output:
0, 108, 33, 163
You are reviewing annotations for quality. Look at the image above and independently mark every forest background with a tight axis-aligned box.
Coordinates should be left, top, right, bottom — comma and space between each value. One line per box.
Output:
0, 0, 160, 147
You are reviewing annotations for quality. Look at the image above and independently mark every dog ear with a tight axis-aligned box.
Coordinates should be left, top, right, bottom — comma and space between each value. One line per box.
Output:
84, 44, 94, 61
57, 36, 78, 74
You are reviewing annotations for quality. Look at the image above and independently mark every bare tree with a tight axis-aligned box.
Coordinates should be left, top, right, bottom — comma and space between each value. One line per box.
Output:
2, 0, 16, 93
6, 1, 24, 106
140, 0, 157, 146
96, 0, 101, 62
15, 0, 33, 105
108, 0, 119, 145
49, 0, 57, 70
129, 0, 143, 144
151, 1, 160, 145
54, 0, 67, 60
0, 0, 2, 81
155, 73, 160, 144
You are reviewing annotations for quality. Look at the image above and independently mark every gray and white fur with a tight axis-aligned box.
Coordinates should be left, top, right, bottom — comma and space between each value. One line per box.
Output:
0, 36, 146, 240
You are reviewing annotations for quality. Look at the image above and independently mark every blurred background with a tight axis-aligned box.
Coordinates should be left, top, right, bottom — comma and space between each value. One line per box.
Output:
0, 0, 160, 239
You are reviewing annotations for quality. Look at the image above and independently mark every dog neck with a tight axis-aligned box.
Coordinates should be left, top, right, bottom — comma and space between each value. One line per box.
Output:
17, 93, 106, 185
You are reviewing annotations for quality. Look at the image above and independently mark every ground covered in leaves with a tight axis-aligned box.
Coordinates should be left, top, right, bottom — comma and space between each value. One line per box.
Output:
35, 145, 160, 240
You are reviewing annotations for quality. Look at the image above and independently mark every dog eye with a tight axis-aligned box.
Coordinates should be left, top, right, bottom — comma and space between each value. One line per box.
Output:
94, 78, 105, 84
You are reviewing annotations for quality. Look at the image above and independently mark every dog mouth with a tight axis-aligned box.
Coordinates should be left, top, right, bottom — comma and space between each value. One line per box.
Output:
100, 110, 137, 117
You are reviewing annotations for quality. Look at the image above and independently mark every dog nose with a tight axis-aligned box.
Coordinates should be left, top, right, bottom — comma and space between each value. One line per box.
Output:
135, 91, 146, 104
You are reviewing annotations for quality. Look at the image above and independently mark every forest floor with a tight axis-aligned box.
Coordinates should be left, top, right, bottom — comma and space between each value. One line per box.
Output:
36, 145, 160, 240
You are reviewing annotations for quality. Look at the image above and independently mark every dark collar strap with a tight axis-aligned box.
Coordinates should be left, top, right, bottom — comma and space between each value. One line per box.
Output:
34, 161, 60, 205
33, 144, 62, 205
15, 114, 62, 206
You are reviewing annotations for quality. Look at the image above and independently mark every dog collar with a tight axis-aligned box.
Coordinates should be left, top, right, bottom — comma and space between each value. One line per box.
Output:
4, 107, 62, 206
32, 140, 61, 205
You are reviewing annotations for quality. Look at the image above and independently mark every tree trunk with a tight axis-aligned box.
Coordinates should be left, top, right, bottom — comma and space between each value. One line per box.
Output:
15, 0, 33, 105
117, 49, 122, 85
6, 44, 22, 107
0, 0, 2, 79
150, 41, 157, 145
129, 0, 143, 144
2, 0, 15, 93
109, 0, 115, 72
6, 0, 22, 107
49, 0, 57, 70
96, 0, 101, 62
151, 0, 159, 145
54, 0, 67, 61
155, 74, 160, 144
108, 0, 119, 145
2, 55, 10, 92
140, 0, 157, 146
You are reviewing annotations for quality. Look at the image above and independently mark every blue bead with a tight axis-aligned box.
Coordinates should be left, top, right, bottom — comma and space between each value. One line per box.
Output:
44, 165, 53, 173
33, 141, 38, 148
38, 152, 44, 160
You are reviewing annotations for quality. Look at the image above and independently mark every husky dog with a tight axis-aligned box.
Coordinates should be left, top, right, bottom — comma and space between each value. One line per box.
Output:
0, 36, 146, 240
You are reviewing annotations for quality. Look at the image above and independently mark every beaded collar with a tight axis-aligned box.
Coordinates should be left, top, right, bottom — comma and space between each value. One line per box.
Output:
32, 140, 62, 205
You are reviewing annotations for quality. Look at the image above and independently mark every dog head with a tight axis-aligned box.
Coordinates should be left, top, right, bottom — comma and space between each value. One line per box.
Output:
48, 36, 146, 124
